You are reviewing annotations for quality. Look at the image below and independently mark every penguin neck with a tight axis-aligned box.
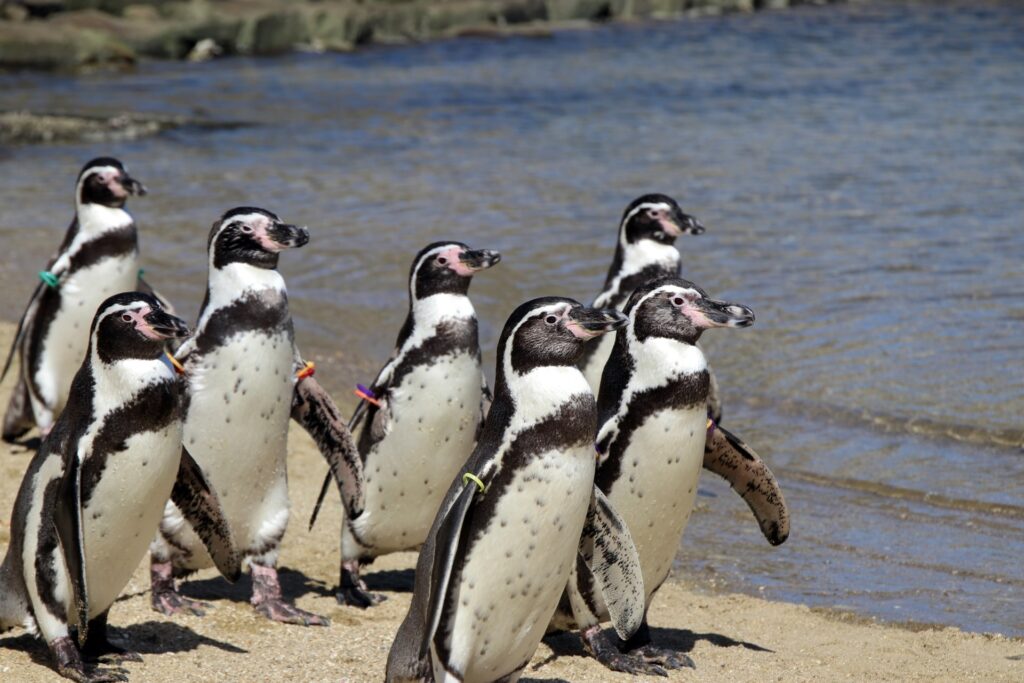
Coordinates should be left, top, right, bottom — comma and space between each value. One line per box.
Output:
627, 334, 707, 387
601, 239, 680, 299
202, 262, 286, 321
87, 345, 175, 414
406, 293, 475, 340
76, 202, 133, 238
498, 358, 591, 428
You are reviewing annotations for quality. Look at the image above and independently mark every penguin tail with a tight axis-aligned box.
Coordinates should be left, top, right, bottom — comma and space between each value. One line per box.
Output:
2, 375, 35, 444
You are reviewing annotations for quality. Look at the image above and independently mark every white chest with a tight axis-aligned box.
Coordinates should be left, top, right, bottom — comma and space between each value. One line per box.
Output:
607, 404, 706, 602
82, 423, 183, 616
351, 352, 483, 554
442, 443, 595, 682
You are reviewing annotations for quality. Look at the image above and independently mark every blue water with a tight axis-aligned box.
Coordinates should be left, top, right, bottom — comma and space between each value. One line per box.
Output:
0, 1, 1021, 634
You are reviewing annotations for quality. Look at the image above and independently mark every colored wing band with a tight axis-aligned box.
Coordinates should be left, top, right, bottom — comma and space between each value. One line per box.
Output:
354, 383, 381, 407
296, 360, 316, 379
39, 271, 60, 289
462, 472, 485, 493
165, 351, 186, 375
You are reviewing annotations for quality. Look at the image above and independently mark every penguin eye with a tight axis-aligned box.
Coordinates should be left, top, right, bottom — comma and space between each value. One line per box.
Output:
121, 313, 133, 323
545, 315, 558, 325
437, 257, 448, 265
672, 297, 684, 306
647, 209, 660, 219
241, 224, 254, 234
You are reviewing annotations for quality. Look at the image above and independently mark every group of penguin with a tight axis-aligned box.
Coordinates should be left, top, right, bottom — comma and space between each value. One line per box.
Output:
0, 157, 790, 683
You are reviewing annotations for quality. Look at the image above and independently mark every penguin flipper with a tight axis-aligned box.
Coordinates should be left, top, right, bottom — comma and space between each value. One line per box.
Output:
136, 275, 177, 316
1, 281, 44, 383
578, 487, 644, 640
703, 424, 790, 546
171, 447, 242, 582
53, 449, 89, 646
424, 479, 479, 658
291, 375, 365, 520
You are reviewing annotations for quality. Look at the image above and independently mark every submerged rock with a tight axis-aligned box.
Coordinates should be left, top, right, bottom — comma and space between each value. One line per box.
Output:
0, 110, 247, 144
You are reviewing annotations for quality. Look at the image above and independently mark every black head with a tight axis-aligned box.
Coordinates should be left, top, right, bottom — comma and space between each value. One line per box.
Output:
208, 207, 310, 270
76, 157, 147, 208
408, 241, 501, 300
625, 277, 754, 345
498, 297, 627, 377
90, 292, 190, 364
619, 193, 704, 246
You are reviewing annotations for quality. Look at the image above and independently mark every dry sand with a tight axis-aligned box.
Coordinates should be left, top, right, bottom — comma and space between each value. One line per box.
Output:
0, 322, 1020, 682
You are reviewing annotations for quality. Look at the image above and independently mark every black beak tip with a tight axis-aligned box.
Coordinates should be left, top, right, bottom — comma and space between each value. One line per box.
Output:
688, 223, 705, 235
294, 227, 310, 247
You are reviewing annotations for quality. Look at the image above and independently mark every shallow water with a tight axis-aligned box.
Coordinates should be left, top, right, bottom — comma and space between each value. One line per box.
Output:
1, 1, 1022, 635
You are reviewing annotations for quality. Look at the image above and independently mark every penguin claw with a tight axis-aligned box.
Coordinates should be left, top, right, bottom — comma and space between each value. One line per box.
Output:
335, 586, 388, 609
150, 591, 210, 617
634, 644, 695, 671
254, 600, 330, 627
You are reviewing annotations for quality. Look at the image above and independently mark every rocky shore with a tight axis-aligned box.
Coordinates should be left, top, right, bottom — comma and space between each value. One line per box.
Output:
0, 0, 840, 72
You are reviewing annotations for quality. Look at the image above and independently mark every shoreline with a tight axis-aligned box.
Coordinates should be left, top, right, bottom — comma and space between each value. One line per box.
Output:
0, 0, 846, 73
0, 321, 1021, 681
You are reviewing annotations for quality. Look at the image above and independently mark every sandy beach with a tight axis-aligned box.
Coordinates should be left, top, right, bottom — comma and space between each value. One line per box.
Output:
0, 321, 1020, 683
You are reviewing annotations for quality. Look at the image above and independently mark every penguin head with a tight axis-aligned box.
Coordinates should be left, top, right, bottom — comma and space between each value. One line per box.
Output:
76, 157, 147, 208
409, 241, 502, 300
208, 207, 310, 270
619, 194, 704, 247
499, 297, 627, 375
626, 277, 754, 344
90, 292, 190, 364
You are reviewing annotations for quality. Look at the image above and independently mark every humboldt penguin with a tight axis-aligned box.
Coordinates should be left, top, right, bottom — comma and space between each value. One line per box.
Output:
148, 207, 356, 626
0, 292, 239, 682
1, 158, 160, 443
579, 194, 730, 421
551, 277, 789, 675
386, 297, 647, 683
307, 241, 500, 607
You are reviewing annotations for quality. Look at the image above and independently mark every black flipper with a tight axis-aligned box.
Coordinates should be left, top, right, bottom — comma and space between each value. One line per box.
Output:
307, 384, 376, 531
136, 275, 176, 316
703, 424, 790, 545
291, 375, 365, 523
3, 374, 35, 443
424, 478, 480, 660
171, 447, 242, 581
54, 451, 89, 646
1, 280, 44, 383
577, 487, 644, 640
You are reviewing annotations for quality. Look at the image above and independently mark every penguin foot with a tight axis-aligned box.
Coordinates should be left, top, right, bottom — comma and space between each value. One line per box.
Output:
337, 560, 387, 609
250, 562, 329, 626
335, 585, 388, 609
629, 644, 696, 672
85, 642, 143, 665
150, 590, 210, 617
253, 599, 330, 626
52, 636, 130, 683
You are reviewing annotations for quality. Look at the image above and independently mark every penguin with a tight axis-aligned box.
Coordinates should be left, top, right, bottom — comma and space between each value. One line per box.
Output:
386, 297, 647, 683
0, 292, 239, 683
579, 194, 731, 422
148, 207, 337, 626
550, 277, 790, 675
307, 241, 501, 608
1, 157, 159, 443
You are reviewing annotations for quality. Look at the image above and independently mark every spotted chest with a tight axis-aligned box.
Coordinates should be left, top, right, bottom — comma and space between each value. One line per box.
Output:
182, 326, 294, 554
605, 404, 706, 604
347, 351, 484, 557
439, 442, 596, 683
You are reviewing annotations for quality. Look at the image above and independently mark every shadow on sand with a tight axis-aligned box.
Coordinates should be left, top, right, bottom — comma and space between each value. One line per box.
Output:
0, 619, 245, 671
177, 566, 334, 604
536, 625, 772, 669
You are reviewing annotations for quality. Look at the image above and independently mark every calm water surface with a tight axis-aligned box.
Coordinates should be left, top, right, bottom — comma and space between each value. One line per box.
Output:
1, 1, 1021, 635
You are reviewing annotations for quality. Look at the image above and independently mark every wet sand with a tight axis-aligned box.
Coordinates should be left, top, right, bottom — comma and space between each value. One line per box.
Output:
0, 321, 1021, 682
